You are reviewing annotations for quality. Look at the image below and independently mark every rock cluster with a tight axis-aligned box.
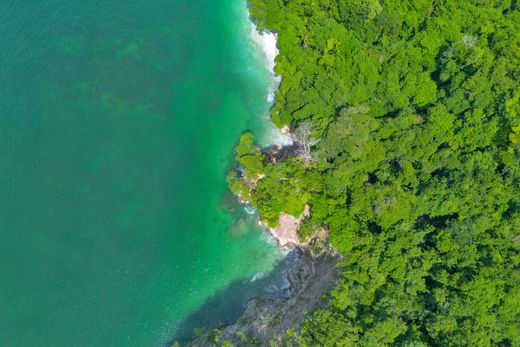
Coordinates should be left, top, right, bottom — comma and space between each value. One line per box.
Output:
192, 235, 342, 346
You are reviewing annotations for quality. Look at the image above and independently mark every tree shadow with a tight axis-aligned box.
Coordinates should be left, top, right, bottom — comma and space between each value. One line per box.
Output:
170, 249, 302, 344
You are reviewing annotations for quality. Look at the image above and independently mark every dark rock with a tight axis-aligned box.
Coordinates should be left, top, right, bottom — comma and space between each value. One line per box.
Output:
191, 239, 342, 346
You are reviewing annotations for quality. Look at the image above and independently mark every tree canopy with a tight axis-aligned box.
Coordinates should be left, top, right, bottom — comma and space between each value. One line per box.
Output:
226, 0, 520, 345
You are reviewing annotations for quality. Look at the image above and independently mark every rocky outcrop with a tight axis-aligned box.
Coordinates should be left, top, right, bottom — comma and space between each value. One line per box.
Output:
261, 205, 309, 248
267, 142, 301, 164
191, 235, 342, 347
280, 125, 291, 134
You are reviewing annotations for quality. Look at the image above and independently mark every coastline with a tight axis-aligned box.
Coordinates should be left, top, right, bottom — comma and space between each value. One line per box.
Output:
248, 15, 293, 148
188, 0, 520, 345
248, 24, 279, 75
247, 15, 303, 249
180, 8, 343, 346
191, 240, 342, 346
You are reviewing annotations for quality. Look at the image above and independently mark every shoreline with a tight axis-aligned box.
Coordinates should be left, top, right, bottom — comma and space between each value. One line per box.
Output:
248, 15, 303, 249
190, 0, 520, 345
183, 9, 343, 346
248, 23, 279, 75
248, 15, 292, 148
191, 237, 342, 346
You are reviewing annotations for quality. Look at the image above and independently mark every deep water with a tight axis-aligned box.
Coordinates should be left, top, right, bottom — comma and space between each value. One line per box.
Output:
0, 1, 283, 345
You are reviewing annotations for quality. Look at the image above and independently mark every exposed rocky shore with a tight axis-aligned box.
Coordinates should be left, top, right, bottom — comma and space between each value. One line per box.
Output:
190, 234, 342, 346
184, 22, 343, 346
260, 205, 309, 248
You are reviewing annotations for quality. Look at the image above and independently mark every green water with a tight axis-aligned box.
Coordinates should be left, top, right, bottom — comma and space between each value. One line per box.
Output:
0, 1, 283, 345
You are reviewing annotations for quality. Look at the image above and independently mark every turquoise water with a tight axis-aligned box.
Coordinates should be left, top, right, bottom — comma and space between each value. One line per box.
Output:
0, 1, 283, 345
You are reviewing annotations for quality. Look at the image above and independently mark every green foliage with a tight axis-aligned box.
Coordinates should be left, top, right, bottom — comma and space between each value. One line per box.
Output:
252, 160, 308, 226
227, 170, 252, 201
235, 133, 265, 178
228, 0, 520, 345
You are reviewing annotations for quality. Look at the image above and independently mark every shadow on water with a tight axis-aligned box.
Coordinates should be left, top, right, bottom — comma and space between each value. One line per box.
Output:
170, 248, 302, 344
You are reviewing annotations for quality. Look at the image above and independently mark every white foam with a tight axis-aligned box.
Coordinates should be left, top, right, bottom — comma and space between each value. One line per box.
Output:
250, 272, 265, 282
248, 15, 293, 148
267, 88, 275, 103
244, 204, 257, 215
264, 122, 293, 146
249, 25, 279, 74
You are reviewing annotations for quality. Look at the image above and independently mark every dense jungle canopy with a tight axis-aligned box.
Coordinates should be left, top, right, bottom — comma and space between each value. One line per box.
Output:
225, 0, 520, 345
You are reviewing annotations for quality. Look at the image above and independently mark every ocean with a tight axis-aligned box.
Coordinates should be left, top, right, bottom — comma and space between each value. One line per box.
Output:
0, 1, 284, 345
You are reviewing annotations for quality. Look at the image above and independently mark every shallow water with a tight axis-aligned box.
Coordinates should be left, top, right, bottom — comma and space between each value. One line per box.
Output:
0, 1, 283, 345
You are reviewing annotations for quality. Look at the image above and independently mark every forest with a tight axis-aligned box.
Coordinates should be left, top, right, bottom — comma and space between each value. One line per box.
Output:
225, 0, 520, 345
